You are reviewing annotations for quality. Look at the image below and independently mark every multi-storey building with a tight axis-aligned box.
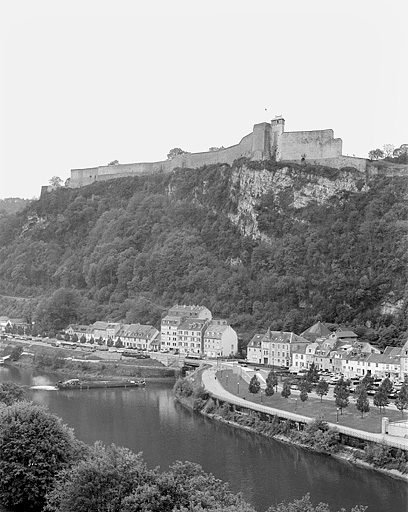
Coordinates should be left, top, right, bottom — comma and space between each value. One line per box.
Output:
160, 315, 182, 352
160, 305, 212, 353
203, 319, 238, 358
247, 330, 309, 366
177, 318, 209, 355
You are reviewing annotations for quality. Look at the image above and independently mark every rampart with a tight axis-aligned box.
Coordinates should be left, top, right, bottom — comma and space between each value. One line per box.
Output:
67, 117, 370, 189
278, 129, 342, 161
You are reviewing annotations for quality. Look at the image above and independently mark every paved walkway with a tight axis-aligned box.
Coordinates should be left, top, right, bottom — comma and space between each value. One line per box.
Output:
201, 365, 408, 451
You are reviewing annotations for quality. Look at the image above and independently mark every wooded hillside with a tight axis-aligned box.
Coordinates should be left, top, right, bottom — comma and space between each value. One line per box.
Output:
0, 160, 406, 346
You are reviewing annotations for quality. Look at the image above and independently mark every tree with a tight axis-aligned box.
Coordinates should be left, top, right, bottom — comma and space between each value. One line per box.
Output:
265, 371, 278, 396
356, 387, 370, 418
373, 388, 389, 413
248, 375, 260, 395
300, 388, 308, 402
299, 377, 312, 393
9, 345, 23, 361
79, 334, 86, 343
368, 148, 384, 160
209, 146, 225, 152
0, 402, 81, 511
167, 147, 187, 160
45, 446, 256, 512
306, 363, 319, 384
334, 378, 349, 414
316, 378, 329, 402
361, 374, 375, 391
72, 333, 78, 343
267, 493, 367, 512
382, 144, 395, 158
379, 377, 393, 396
35, 288, 81, 332
108, 159, 119, 165
0, 381, 25, 405
394, 383, 408, 418
281, 380, 291, 399
49, 176, 63, 187
392, 144, 408, 164
115, 337, 123, 348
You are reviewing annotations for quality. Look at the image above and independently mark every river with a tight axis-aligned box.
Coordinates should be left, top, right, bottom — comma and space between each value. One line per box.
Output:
1, 365, 407, 512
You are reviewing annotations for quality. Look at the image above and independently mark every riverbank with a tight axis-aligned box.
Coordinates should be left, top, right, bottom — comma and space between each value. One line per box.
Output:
1, 342, 177, 381
174, 375, 408, 483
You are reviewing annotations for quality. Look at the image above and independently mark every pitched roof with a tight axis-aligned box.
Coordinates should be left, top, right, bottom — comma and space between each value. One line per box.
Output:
264, 330, 309, 344
204, 323, 229, 339
335, 328, 358, 338
120, 324, 158, 338
178, 319, 208, 331
168, 304, 210, 318
248, 333, 263, 348
301, 321, 331, 341
92, 321, 109, 330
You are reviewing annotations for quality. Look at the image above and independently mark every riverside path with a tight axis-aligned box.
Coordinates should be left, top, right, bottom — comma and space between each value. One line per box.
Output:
201, 363, 408, 451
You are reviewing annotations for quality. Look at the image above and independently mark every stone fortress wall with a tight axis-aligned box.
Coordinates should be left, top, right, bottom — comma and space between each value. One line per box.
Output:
68, 117, 368, 188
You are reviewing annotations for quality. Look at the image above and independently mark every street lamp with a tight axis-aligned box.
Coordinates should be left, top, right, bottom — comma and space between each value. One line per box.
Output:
237, 381, 240, 394
336, 407, 339, 423
260, 390, 263, 403
226, 374, 228, 387
295, 399, 297, 413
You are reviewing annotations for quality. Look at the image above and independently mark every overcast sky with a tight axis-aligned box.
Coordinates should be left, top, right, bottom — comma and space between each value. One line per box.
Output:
1, 0, 406, 199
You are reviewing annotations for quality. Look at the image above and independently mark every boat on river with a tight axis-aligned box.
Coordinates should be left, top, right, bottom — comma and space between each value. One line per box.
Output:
56, 378, 146, 390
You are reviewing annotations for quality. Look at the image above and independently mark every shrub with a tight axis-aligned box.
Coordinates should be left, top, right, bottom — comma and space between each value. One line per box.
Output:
362, 443, 393, 467
173, 378, 194, 397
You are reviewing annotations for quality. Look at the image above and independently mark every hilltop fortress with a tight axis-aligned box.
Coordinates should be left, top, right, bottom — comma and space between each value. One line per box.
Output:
68, 116, 369, 189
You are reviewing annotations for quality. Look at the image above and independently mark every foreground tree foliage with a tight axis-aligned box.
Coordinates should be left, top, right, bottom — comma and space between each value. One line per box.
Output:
45, 444, 256, 512
0, 381, 25, 405
0, 402, 83, 511
267, 493, 367, 512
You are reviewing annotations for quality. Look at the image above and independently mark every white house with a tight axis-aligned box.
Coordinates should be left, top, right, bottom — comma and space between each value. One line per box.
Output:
203, 319, 238, 358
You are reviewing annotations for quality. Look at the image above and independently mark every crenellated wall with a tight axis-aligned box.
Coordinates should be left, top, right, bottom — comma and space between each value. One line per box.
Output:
67, 118, 369, 189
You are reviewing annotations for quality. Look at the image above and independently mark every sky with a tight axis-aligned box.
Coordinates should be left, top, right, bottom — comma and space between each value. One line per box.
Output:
1, 0, 407, 199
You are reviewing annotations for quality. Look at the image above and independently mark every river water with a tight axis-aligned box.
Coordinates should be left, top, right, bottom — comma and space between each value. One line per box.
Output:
1, 365, 407, 512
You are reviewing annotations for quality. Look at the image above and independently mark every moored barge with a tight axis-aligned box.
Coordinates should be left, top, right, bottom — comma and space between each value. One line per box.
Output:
56, 378, 146, 389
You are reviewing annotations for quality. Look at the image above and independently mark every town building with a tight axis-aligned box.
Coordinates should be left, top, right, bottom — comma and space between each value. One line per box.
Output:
203, 319, 238, 358
247, 329, 309, 366
177, 318, 209, 355
160, 305, 212, 354
400, 340, 408, 380
118, 324, 159, 350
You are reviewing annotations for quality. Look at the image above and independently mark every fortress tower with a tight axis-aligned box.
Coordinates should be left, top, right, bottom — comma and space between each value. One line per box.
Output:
271, 115, 285, 159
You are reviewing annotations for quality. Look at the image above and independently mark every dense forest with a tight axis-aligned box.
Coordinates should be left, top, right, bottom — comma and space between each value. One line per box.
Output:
0, 159, 407, 347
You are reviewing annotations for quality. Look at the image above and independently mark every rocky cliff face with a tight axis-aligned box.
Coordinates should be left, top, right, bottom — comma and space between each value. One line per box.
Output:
227, 164, 366, 240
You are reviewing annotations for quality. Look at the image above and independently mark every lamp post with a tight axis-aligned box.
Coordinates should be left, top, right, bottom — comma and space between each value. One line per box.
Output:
226, 374, 228, 387
260, 389, 263, 403
336, 407, 339, 423
237, 380, 240, 394
295, 399, 297, 413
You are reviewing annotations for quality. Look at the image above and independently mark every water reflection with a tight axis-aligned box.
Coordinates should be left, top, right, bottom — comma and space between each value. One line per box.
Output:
1, 366, 407, 512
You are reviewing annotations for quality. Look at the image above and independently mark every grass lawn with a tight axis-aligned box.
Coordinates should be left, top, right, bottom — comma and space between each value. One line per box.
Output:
217, 370, 406, 434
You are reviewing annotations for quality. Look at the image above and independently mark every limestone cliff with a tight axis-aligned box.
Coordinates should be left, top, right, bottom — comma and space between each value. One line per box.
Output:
212, 163, 365, 240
